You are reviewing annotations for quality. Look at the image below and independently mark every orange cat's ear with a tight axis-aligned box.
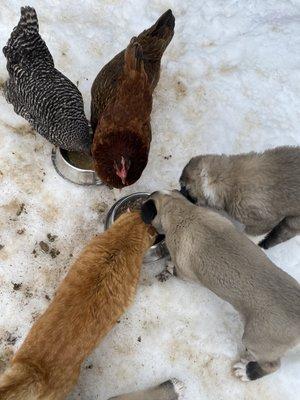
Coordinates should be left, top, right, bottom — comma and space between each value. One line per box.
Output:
126, 207, 131, 213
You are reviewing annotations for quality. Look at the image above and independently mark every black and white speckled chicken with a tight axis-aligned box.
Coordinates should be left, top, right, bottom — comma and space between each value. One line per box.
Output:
3, 6, 91, 153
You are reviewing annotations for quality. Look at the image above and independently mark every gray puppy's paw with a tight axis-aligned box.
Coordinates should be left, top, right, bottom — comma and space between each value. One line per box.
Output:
233, 359, 251, 382
156, 260, 176, 282
156, 270, 172, 282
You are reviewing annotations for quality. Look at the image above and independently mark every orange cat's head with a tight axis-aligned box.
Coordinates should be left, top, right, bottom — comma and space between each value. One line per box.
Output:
112, 210, 157, 250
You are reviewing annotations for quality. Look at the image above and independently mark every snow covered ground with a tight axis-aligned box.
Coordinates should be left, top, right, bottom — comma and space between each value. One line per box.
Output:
0, 0, 300, 399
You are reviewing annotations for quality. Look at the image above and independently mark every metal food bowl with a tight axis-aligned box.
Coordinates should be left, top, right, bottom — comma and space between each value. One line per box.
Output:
105, 192, 168, 263
51, 147, 102, 186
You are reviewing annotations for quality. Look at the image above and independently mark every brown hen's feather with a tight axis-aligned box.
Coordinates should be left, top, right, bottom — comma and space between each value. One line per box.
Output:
91, 10, 175, 188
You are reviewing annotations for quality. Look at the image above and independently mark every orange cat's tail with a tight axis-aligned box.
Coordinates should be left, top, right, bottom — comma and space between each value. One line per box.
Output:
108, 378, 185, 400
0, 363, 43, 400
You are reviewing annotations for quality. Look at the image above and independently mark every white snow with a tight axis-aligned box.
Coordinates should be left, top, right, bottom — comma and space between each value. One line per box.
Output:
0, 1, 300, 399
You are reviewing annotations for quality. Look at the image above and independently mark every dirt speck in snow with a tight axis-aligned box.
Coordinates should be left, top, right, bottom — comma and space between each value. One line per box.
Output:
16, 203, 26, 216
47, 233, 58, 242
12, 282, 22, 291
50, 248, 60, 259
39, 241, 50, 253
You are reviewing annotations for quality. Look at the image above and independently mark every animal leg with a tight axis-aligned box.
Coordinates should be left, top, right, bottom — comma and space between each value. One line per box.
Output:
234, 320, 286, 381
108, 378, 185, 400
259, 216, 300, 249
233, 358, 280, 381
156, 260, 176, 282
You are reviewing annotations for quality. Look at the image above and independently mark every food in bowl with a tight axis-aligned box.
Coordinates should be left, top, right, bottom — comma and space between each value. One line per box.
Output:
60, 149, 94, 170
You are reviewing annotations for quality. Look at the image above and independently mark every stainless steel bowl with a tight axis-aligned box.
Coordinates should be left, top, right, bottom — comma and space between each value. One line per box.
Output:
51, 147, 103, 186
105, 192, 169, 263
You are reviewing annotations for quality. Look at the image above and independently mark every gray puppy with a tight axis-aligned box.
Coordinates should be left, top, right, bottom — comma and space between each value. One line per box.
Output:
141, 190, 300, 381
179, 146, 300, 249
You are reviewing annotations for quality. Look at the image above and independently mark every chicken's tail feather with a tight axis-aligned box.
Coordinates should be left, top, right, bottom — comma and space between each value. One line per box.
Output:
137, 9, 175, 61
18, 6, 39, 33
150, 9, 175, 39
124, 40, 145, 76
3, 6, 54, 67
3, 6, 39, 57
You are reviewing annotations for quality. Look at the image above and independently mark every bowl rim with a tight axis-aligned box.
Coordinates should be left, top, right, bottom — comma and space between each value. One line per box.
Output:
105, 191, 165, 250
52, 147, 103, 186
59, 148, 95, 172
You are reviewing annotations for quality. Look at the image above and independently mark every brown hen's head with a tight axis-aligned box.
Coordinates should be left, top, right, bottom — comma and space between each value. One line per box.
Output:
92, 131, 149, 189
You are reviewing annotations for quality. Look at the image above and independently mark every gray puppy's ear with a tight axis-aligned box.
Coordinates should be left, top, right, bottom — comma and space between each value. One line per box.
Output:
141, 199, 157, 224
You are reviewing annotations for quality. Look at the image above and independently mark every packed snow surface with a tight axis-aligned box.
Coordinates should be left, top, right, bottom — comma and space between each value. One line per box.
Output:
0, 1, 299, 399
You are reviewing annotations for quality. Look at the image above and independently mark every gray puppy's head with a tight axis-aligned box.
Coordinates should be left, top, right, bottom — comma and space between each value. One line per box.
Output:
179, 155, 229, 209
140, 190, 184, 233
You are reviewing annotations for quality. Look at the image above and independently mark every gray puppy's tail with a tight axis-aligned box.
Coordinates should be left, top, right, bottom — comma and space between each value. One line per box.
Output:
108, 378, 185, 400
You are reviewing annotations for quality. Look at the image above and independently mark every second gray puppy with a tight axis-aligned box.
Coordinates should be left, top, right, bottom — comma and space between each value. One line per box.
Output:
179, 146, 300, 249
141, 190, 300, 381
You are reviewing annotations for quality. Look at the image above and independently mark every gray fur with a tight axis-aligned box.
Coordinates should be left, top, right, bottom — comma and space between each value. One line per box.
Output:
180, 146, 300, 248
143, 190, 300, 380
108, 378, 185, 400
3, 7, 91, 153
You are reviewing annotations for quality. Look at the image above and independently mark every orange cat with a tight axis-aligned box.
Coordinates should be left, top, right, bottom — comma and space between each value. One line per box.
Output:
0, 211, 155, 400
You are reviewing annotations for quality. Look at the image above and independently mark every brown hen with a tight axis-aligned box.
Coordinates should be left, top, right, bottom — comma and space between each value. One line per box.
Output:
91, 10, 175, 188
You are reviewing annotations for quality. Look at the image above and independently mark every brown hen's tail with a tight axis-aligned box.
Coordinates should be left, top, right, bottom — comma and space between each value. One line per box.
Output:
0, 363, 42, 400
113, 39, 152, 124
149, 9, 175, 39
137, 9, 175, 58
124, 40, 145, 77
108, 378, 185, 400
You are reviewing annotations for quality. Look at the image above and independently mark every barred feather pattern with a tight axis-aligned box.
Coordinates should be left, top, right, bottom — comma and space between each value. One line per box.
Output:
3, 6, 91, 153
